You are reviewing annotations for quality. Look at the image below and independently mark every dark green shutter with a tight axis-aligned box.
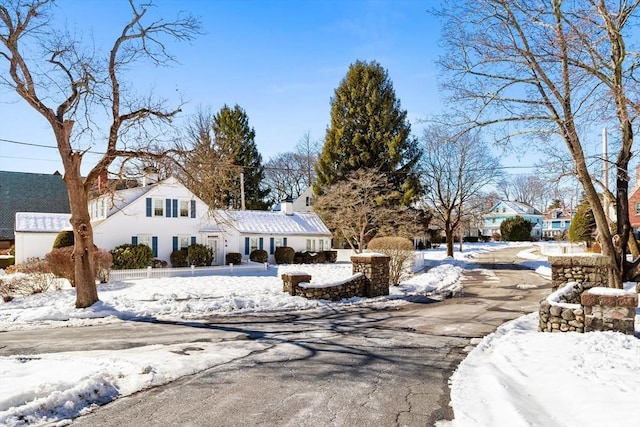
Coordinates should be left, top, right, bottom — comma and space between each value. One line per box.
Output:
259, 237, 264, 250
283, 237, 288, 247
166, 199, 171, 217
172, 236, 178, 252
172, 199, 178, 218
152, 236, 158, 257
244, 237, 250, 255
146, 198, 152, 217
191, 200, 196, 218
270, 237, 274, 254
191, 236, 196, 245
132, 236, 138, 245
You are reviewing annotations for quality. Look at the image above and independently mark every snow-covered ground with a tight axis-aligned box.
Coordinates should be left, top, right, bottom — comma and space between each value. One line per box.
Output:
0, 242, 638, 427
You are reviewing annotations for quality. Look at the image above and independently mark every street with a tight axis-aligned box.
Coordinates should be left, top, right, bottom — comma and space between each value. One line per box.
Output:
1, 246, 550, 426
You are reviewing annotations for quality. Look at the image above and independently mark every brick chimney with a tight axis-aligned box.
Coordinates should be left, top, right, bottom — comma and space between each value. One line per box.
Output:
97, 171, 109, 195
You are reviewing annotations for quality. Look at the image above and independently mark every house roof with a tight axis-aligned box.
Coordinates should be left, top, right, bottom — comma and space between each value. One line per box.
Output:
15, 212, 72, 233
493, 200, 543, 216
215, 209, 331, 236
0, 171, 70, 240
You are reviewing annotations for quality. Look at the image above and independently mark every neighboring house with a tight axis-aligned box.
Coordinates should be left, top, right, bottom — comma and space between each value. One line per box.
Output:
14, 213, 72, 263
15, 176, 332, 266
291, 187, 315, 213
0, 171, 70, 249
482, 200, 544, 240
629, 165, 640, 237
542, 208, 576, 240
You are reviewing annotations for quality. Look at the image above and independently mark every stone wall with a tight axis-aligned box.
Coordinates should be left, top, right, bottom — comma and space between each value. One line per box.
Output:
539, 282, 585, 332
548, 255, 610, 298
581, 289, 637, 335
539, 281, 638, 335
281, 253, 390, 301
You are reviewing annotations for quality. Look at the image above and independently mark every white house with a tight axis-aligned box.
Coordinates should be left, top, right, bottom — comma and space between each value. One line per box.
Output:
15, 177, 332, 266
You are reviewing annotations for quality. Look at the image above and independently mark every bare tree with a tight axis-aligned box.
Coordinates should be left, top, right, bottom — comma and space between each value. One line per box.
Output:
263, 132, 320, 203
420, 125, 501, 257
313, 169, 426, 253
174, 107, 241, 209
438, 0, 640, 287
0, 0, 199, 307
497, 174, 550, 211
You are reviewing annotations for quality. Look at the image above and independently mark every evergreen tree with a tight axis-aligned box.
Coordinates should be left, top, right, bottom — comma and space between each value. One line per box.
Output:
568, 199, 596, 244
500, 216, 532, 242
212, 104, 270, 210
314, 60, 421, 204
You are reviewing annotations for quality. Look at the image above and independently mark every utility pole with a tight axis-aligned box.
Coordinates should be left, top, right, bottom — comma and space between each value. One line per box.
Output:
240, 171, 246, 210
603, 128, 610, 222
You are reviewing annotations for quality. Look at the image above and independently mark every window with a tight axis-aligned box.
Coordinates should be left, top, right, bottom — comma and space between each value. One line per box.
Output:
180, 200, 189, 217
179, 235, 190, 250
250, 237, 259, 252
138, 235, 152, 248
319, 239, 324, 251
275, 237, 283, 248
635, 202, 640, 216
306, 239, 316, 251
305, 196, 312, 207
154, 199, 164, 217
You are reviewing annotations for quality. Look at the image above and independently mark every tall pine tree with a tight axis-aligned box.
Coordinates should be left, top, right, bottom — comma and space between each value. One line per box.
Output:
212, 104, 270, 210
314, 60, 421, 205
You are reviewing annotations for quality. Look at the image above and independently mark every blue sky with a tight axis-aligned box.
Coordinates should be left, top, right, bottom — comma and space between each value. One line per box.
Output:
0, 0, 543, 176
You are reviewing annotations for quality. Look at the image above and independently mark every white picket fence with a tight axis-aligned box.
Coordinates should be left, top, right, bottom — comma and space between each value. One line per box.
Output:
108, 262, 269, 282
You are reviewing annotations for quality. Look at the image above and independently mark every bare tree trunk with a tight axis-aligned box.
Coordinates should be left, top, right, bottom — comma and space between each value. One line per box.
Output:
54, 122, 99, 307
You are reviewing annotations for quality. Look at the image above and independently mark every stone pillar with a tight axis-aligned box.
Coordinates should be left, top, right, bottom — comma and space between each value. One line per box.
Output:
548, 255, 610, 298
581, 289, 637, 335
351, 253, 390, 298
281, 273, 312, 296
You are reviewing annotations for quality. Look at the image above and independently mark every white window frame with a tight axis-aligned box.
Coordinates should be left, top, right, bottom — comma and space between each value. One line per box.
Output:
180, 200, 189, 217
138, 235, 152, 248
154, 199, 164, 217
250, 237, 259, 252
179, 235, 190, 250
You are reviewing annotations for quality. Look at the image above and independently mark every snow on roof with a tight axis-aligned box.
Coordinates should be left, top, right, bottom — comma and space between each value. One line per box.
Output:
216, 210, 331, 236
15, 212, 72, 233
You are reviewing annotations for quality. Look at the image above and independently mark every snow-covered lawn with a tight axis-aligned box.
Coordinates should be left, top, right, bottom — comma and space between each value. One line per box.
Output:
0, 242, 638, 427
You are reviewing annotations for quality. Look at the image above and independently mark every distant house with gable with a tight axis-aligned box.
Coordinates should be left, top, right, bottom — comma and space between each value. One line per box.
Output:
0, 170, 70, 250
482, 200, 544, 240
542, 208, 576, 240
14, 175, 332, 265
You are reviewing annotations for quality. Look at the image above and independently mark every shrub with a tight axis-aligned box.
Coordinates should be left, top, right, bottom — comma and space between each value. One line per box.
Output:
0, 256, 14, 269
297, 251, 318, 264
274, 246, 295, 264
324, 250, 338, 263
293, 252, 304, 264
45, 246, 112, 286
249, 249, 268, 263
367, 236, 414, 286
500, 216, 532, 241
94, 248, 113, 283
226, 252, 242, 265
52, 230, 74, 249
151, 259, 168, 268
170, 249, 189, 268
568, 200, 596, 244
46, 247, 75, 285
188, 243, 214, 267
110, 243, 154, 269
3, 257, 56, 299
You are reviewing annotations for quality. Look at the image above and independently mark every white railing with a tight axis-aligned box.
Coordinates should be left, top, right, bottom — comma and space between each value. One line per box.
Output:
108, 262, 269, 282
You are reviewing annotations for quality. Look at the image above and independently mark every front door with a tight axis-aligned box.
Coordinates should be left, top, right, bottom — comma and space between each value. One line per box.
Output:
206, 236, 219, 265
